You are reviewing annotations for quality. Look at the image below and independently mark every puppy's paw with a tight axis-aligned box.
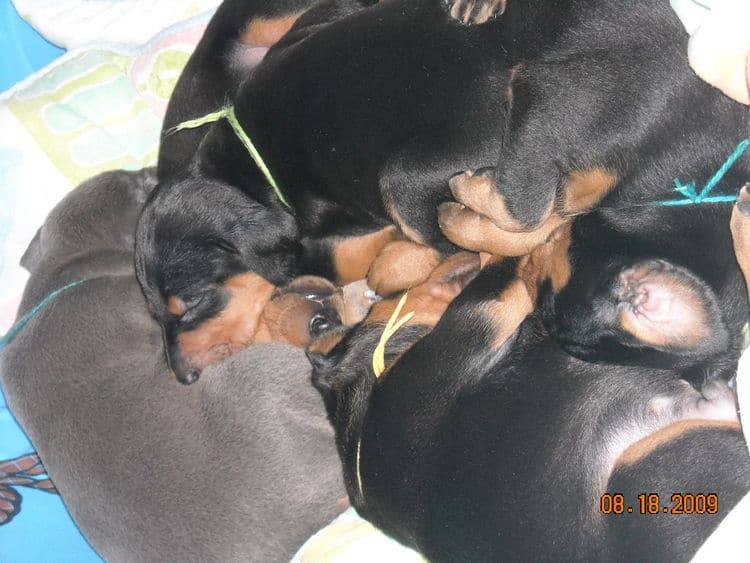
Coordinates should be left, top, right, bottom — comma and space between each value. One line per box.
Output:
367, 241, 441, 297
445, 0, 507, 25
368, 252, 480, 328
423, 251, 481, 301
448, 168, 539, 232
438, 201, 564, 256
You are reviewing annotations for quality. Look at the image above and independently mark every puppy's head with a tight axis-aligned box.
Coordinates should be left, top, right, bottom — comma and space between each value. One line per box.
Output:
308, 253, 480, 422
134, 175, 300, 384
256, 277, 375, 348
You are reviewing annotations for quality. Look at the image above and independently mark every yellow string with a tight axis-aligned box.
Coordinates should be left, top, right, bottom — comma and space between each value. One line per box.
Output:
371, 292, 414, 378
357, 292, 415, 501
164, 106, 291, 209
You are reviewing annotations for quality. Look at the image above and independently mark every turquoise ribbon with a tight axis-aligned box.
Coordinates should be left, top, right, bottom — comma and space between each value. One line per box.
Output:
0, 279, 91, 353
653, 138, 750, 207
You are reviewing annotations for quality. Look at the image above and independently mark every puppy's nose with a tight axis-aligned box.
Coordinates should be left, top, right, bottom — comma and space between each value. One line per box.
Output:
309, 309, 342, 337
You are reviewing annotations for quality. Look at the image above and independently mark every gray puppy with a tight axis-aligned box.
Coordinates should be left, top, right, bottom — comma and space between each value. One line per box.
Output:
1, 169, 345, 562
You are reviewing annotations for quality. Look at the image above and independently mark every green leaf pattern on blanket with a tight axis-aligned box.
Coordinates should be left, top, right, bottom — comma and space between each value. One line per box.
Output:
7, 47, 188, 185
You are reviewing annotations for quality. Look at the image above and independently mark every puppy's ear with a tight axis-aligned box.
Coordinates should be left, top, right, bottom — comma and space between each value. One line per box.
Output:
306, 349, 337, 374
20, 228, 43, 273
306, 331, 346, 394
306, 331, 345, 369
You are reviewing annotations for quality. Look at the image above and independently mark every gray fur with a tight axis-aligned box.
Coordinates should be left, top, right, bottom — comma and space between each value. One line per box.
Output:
1, 169, 344, 562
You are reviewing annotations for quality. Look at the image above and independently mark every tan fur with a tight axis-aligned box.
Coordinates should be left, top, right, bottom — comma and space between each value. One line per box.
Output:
367, 252, 479, 329
367, 240, 442, 297
255, 294, 322, 347
448, 170, 533, 232
731, 186, 750, 290
483, 278, 534, 350
562, 168, 619, 215
439, 201, 566, 257
333, 226, 399, 284
167, 296, 187, 316
240, 13, 305, 47
307, 331, 347, 357
519, 224, 573, 302
616, 420, 742, 468
178, 273, 276, 369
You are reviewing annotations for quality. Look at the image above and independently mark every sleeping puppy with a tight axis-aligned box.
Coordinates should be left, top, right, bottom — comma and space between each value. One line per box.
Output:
139, 0, 750, 386
308, 188, 750, 561
137, 0, 513, 383
437, 0, 750, 374
1, 169, 349, 562
158, 0, 378, 179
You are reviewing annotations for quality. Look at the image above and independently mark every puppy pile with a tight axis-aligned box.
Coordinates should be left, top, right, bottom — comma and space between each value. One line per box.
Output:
128, 0, 750, 560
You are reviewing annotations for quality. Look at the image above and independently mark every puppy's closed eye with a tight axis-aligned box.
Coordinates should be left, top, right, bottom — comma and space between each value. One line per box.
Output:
207, 237, 240, 255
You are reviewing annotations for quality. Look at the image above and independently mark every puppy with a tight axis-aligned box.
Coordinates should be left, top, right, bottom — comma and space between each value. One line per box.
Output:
438, 0, 750, 372
140, 0, 750, 386
137, 0, 513, 383
308, 191, 750, 561
2, 169, 348, 562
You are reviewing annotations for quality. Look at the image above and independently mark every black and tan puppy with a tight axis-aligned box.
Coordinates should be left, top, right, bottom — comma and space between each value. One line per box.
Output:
309, 188, 750, 561
137, 0, 512, 383
437, 0, 750, 373
138, 0, 750, 385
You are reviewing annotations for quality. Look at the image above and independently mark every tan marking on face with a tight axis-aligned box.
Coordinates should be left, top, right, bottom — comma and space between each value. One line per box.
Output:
333, 226, 399, 285
482, 277, 534, 350
518, 223, 573, 303
240, 12, 306, 47
177, 273, 276, 369
367, 240, 442, 297
616, 419, 742, 468
439, 201, 566, 257
448, 171, 535, 232
731, 185, 750, 291
168, 296, 187, 317
561, 168, 619, 215
367, 252, 479, 329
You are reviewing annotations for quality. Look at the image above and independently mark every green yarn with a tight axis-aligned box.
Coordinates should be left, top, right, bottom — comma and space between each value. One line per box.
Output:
166, 106, 291, 209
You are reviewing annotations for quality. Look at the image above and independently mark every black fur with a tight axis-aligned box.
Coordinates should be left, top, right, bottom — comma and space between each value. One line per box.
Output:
137, 0, 749, 383
312, 259, 750, 561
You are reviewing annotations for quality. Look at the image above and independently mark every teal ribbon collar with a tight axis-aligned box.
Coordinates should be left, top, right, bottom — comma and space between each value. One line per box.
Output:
0, 279, 91, 353
652, 138, 750, 207
166, 106, 291, 208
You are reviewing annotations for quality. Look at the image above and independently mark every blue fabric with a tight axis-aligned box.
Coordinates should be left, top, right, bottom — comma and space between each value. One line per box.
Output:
0, 0, 65, 92
0, 5, 101, 561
